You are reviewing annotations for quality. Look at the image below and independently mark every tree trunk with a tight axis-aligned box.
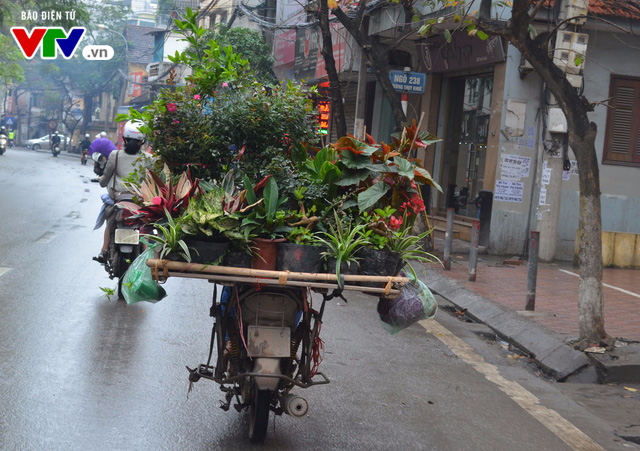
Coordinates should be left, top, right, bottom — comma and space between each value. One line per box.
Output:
81, 95, 93, 136
318, 0, 347, 138
332, 6, 407, 129
572, 131, 607, 344
476, 0, 607, 344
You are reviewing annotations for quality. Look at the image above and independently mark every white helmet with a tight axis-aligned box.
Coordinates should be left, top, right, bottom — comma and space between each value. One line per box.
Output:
123, 120, 145, 141
100, 131, 107, 138
85, 134, 90, 138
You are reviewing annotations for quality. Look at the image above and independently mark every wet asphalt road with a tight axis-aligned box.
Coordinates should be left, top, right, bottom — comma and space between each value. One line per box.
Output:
0, 148, 634, 450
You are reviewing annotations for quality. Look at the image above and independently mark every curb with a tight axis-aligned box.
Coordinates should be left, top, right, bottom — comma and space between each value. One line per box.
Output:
419, 267, 590, 381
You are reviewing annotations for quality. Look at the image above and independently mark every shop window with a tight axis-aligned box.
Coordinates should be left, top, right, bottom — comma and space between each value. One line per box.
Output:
603, 76, 640, 166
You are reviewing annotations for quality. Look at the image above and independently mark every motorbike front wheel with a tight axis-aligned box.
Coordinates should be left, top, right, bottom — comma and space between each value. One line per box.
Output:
248, 388, 270, 443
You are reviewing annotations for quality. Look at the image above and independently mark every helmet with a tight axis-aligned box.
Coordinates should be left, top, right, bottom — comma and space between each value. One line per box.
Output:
85, 134, 90, 138
123, 120, 145, 141
100, 131, 107, 138
54, 131, 59, 135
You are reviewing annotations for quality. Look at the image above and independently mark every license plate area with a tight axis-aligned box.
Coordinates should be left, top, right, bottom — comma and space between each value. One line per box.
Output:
247, 326, 290, 358
114, 228, 139, 245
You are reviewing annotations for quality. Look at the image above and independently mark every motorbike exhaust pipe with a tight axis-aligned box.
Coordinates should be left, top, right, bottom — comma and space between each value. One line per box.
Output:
280, 394, 308, 418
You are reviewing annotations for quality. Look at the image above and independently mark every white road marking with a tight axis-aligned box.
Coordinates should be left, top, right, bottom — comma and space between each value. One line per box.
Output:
421, 319, 606, 451
0, 267, 10, 277
559, 269, 640, 299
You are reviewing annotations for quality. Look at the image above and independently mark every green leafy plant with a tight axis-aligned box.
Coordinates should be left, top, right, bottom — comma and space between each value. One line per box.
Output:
240, 176, 291, 239
386, 227, 441, 279
315, 212, 371, 279
99, 286, 117, 302
145, 209, 192, 262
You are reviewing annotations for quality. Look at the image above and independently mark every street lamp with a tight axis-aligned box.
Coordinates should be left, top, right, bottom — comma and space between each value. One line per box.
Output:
96, 24, 129, 58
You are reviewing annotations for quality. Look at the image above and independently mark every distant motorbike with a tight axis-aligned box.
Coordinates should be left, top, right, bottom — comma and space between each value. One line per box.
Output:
51, 143, 61, 157
0, 134, 6, 155
94, 198, 141, 298
81, 149, 90, 165
7, 138, 14, 148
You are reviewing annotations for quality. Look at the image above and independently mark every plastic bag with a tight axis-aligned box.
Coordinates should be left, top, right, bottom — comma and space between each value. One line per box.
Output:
377, 272, 437, 334
122, 246, 167, 305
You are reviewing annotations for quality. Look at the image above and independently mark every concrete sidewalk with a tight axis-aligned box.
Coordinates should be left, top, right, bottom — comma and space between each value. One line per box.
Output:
419, 237, 640, 384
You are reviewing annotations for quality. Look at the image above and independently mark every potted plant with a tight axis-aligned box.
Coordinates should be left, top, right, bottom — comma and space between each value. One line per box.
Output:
315, 212, 371, 279
386, 227, 440, 279
145, 209, 193, 262
356, 207, 401, 279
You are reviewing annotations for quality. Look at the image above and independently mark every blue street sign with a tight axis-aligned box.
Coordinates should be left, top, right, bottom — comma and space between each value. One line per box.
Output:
389, 70, 426, 94
5, 117, 14, 126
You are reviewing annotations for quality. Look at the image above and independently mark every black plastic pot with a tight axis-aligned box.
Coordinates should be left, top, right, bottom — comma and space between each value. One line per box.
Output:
223, 250, 252, 268
356, 247, 401, 288
276, 243, 324, 273
357, 247, 401, 277
325, 259, 358, 278
184, 238, 229, 264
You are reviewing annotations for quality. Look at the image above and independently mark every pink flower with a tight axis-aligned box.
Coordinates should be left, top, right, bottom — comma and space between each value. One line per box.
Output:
166, 103, 177, 112
388, 215, 403, 230
172, 119, 180, 125
222, 82, 228, 88
193, 94, 200, 100
152, 196, 163, 206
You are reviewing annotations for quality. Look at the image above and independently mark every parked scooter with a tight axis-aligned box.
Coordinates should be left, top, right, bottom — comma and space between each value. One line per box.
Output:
187, 284, 338, 443
93, 199, 141, 298
0, 133, 6, 156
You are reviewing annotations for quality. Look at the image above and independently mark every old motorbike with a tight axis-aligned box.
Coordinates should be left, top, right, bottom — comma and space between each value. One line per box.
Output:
187, 283, 341, 443
52, 143, 61, 157
94, 200, 141, 298
81, 149, 90, 165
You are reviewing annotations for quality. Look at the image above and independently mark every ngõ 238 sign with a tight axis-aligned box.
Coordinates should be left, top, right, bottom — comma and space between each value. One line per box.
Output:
389, 70, 426, 94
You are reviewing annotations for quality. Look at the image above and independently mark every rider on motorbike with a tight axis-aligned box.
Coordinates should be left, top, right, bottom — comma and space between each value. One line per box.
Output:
80, 133, 91, 164
7, 129, 15, 148
50, 131, 62, 152
0, 126, 7, 155
94, 121, 148, 263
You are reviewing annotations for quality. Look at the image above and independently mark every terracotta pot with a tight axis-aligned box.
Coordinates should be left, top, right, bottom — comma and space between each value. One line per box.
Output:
251, 238, 287, 270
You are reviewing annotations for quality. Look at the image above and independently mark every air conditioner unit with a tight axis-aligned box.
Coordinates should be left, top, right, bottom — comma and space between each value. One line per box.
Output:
553, 30, 588, 74
559, 0, 588, 25
147, 62, 165, 82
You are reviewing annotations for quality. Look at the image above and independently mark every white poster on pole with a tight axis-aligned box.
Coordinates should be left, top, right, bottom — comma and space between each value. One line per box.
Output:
494, 180, 524, 203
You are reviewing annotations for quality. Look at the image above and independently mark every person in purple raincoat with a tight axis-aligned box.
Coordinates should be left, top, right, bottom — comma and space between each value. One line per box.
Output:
89, 132, 116, 176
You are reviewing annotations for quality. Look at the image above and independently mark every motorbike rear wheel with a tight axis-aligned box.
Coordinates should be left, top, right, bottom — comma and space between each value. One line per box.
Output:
248, 388, 270, 443
117, 254, 131, 299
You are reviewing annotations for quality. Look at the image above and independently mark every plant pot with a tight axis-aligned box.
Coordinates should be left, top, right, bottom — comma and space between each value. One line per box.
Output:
184, 238, 230, 264
325, 259, 358, 278
356, 247, 401, 288
251, 238, 287, 271
276, 243, 324, 273
223, 250, 252, 268
357, 247, 401, 277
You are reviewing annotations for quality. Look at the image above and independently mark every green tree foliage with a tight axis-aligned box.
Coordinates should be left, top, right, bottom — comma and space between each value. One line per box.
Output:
203, 26, 278, 86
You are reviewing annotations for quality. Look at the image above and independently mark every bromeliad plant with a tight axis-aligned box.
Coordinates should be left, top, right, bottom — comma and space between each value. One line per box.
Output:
123, 168, 200, 225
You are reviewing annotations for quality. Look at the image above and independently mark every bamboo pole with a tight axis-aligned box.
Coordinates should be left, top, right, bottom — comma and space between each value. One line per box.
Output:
146, 259, 409, 284
154, 271, 404, 297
